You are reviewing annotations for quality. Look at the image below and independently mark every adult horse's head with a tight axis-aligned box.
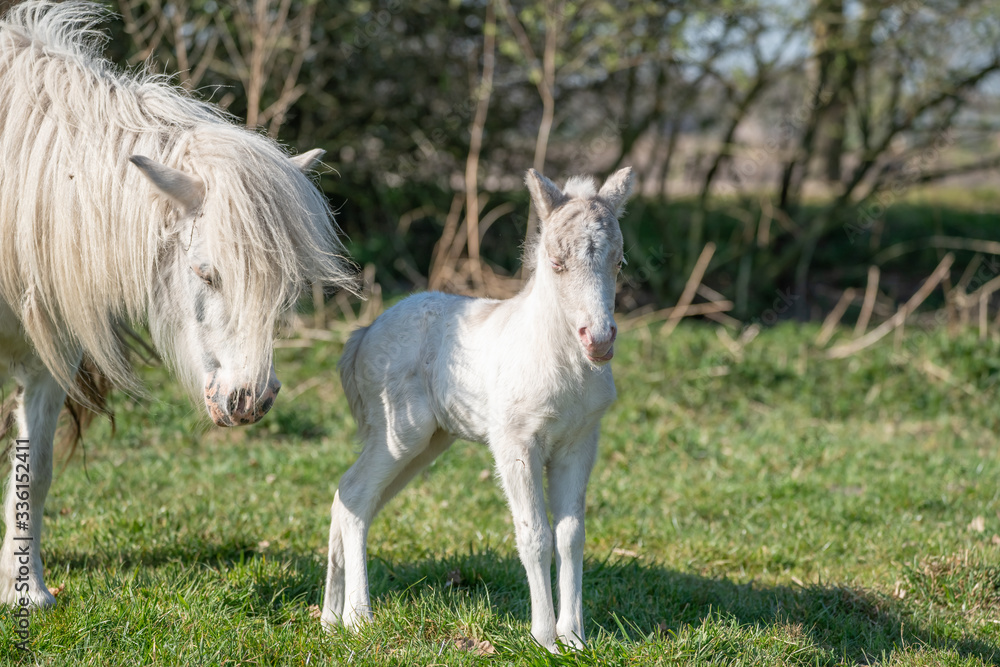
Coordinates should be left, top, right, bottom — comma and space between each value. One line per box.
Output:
130, 137, 355, 426
525, 168, 633, 365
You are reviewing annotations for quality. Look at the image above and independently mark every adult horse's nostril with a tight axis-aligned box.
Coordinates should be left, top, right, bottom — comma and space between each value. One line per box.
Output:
609, 325, 617, 342
228, 388, 252, 418
220, 378, 281, 425
258, 379, 280, 416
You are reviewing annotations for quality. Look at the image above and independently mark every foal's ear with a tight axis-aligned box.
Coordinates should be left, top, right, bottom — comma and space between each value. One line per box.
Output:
525, 169, 567, 221
598, 167, 634, 217
129, 155, 204, 214
290, 148, 326, 173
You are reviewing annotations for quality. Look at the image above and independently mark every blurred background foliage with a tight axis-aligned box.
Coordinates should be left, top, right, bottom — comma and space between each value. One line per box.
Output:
87, 0, 1000, 324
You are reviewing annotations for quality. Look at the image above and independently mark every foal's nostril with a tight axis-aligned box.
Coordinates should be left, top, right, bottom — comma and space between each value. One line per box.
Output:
610, 325, 617, 342
578, 327, 590, 344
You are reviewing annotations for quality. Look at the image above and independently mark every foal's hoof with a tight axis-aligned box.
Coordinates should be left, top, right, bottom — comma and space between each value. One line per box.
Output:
319, 610, 341, 632
343, 607, 374, 632
537, 629, 586, 654
556, 634, 586, 652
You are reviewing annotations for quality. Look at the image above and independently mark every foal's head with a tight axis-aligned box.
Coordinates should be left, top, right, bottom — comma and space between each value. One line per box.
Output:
131, 146, 348, 426
525, 168, 633, 365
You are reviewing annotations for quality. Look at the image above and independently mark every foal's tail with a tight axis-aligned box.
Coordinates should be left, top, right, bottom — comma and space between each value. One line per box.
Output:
337, 325, 370, 440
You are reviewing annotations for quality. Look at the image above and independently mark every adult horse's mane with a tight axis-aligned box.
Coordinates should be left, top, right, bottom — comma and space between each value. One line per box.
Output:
0, 0, 355, 398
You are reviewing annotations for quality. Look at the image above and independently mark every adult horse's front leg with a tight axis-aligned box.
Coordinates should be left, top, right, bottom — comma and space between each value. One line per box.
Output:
548, 429, 599, 650
0, 367, 65, 607
493, 435, 557, 651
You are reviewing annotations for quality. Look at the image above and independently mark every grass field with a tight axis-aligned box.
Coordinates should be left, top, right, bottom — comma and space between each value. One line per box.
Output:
2, 320, 1000, 665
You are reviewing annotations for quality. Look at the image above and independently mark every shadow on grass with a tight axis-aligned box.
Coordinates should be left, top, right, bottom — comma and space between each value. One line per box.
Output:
45, 536, 266, 572
42, 540, 999, 665
372, 549, 999, 666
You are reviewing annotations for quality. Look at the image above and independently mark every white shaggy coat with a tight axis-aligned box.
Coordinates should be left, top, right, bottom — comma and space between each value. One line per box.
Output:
0, 1, 354, 608
322, 168, 633, 651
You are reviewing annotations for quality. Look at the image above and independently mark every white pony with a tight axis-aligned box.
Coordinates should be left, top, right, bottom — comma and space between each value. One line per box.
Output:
322, 168, 633, 651
0, 1, 355, 607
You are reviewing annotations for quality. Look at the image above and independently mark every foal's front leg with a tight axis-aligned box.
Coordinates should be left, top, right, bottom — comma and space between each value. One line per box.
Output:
493, 436, 557, 651
0, 369, 65, 607
548, 429, 599, 649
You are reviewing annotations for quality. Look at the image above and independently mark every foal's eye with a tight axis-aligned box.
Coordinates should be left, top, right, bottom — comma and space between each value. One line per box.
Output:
550, 258, 566, 273
191, 263, 218, 287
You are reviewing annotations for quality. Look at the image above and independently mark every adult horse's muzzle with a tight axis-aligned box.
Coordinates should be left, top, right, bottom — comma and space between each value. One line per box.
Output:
204, 370, 282, 426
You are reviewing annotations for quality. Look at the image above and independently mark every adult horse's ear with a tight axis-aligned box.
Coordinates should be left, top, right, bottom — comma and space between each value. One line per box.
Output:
525, 169, 566, 221
290, 148, 326, 173
598, 167, 634, 217
129, 155, 204, 214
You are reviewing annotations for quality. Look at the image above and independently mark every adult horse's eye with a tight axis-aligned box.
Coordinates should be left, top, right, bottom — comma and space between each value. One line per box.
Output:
191, 263, 218, 287
550, 258, 566, 273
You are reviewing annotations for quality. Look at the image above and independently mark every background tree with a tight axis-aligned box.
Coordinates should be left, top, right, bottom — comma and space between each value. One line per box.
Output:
90, 0, 1000, 322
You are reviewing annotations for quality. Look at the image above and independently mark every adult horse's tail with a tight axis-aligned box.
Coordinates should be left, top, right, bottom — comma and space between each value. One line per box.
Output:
0, 357, 110, 463
0, 324, 156, 460
338, 326, 371, 442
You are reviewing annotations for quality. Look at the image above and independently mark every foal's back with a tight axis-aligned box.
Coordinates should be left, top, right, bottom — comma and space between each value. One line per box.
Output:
339, 291, 504, 443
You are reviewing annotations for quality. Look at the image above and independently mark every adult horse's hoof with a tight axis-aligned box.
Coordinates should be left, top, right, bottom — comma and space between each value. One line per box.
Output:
0, 577, 56, 609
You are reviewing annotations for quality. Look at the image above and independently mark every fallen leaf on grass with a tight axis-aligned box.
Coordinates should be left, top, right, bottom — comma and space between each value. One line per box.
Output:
892, 581, 907, 599
968, 516, 986, 533
445, 569, 463, 588
308, 605, 322, 619
612, 547, 639, 558
454, 637, 495, 656
992, 535, 1000, 546
48, 584, 65, 597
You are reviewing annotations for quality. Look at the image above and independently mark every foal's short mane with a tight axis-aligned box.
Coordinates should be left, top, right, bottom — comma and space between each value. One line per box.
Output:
0, 1, 356, 396
561, 176, 598, 200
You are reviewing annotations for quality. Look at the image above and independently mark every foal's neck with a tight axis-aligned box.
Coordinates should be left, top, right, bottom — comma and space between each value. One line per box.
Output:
506, 262, 579, 361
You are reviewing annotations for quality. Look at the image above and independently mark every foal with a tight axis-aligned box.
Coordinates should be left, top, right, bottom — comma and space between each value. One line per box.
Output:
322, 168, 633, 651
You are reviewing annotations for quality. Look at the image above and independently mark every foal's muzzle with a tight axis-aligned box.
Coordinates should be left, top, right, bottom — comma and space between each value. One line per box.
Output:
578, 323, 617, 363
204, 372, 281, 426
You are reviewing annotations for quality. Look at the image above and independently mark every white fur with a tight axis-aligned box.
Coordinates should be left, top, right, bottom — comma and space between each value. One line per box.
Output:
322, 168, 634, 652
0, 1, 355, 607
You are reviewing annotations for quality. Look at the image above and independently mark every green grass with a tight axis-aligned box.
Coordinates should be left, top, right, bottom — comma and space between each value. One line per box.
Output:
2, 321, 1000, 665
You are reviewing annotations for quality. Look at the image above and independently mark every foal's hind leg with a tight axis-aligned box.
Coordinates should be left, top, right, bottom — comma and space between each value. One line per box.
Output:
0, 367, 66, 607
321, 429, 454, 629
322, 416, 440, 630
321, 489, 349, 628
373, 430, 454, 516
